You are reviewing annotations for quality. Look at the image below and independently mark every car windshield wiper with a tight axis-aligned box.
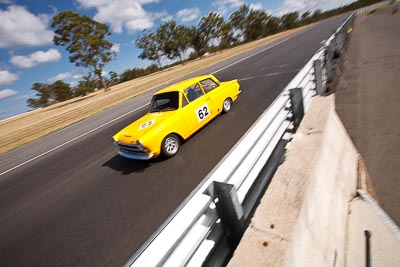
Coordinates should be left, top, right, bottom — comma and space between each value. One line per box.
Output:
159, 107, 177, 112
149, 101, 161, 113
150, 107, 160, 113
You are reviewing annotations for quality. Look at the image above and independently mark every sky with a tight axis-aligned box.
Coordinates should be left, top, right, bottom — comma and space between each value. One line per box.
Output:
0, 0, 355, 120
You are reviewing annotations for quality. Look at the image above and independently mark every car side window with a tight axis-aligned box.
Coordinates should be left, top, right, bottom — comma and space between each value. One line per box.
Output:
200, 78, 219, 93
185, 83, 204, 102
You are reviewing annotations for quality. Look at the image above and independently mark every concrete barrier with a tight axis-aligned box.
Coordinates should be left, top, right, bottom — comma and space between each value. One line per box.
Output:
228, 95, 399, 266
347, 189, 400, 266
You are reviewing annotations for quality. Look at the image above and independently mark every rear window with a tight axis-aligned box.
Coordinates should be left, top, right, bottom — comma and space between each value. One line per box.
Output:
200, 78, 219, 93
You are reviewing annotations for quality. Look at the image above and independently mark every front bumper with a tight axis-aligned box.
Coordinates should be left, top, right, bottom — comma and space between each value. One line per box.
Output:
114, 142, 154, 160
118, 150, 154, 160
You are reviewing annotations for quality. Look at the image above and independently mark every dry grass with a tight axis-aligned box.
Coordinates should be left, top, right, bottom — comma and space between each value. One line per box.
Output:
0, 27, 306, 155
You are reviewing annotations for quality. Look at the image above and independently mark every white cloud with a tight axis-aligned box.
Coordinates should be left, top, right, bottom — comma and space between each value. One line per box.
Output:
152, 11, 170, 21
48, 72, 72, 82
10, 49, 61, 69
12, 93, 35, 101
73, 74, 84, 79
278, 0, 355, 15
76, 0, 110, 7
55, 71, 92, 81
111, 43, 120, 53
0, 89, 17, 99
0, 5, 53, 48
0, 70, 18, 85
176, 8, 201, 23
212, 0, 244, 15
77, 0, 158, 34
249, 2, 263, 11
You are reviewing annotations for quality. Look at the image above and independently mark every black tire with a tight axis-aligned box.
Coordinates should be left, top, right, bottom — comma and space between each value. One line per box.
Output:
222, 98, 232, 113
161, 134, 180, 158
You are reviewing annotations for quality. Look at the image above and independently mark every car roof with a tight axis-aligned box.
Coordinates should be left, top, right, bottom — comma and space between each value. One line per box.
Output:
154, 75, 216, 95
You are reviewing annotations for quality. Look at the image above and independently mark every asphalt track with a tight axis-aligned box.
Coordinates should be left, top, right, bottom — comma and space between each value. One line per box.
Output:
0, 15, 347, 266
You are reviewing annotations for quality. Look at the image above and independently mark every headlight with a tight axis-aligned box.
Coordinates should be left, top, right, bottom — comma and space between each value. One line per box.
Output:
137, 140, 148, 152
112, 132, 121, 143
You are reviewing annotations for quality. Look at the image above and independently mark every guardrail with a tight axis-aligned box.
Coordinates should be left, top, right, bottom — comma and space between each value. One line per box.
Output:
124, 2, 389, 266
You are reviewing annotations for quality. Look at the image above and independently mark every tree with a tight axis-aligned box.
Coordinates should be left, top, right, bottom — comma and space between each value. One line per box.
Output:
229, 4, 250, 42
229, 4, 271, 42
27, 80, 73, 108
51, 11, 115, 91
300, 11, 311, 25
219, 22, 235, 49
107, 71, 119, 86
174, 24, 192, 63
69, 72, 95, 97
156, 20, 191, 63
136, 21, 191, 65
74, 82, 92, 97
199, 12, 225, 46
189, 26, 208, 57
311, 10, 322, 22
52, 80, 73, 102
245, 9, 270, 40
280, 12, 299, 30
119, 64, 161, 83
136, 31, 163, 66
156, 21, 179, 61
27, 83, 52, 108
265, 16, 280, 35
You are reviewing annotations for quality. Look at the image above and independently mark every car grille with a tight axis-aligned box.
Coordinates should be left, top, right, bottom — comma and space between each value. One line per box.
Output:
117, 143, 147, 155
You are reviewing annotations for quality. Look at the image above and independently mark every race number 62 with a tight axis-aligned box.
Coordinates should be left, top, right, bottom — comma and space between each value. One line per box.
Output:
196, 104, 210, 122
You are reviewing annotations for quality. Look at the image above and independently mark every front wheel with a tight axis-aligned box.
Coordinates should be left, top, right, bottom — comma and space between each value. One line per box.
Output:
222, 98, 232, 113
161, 134, 180, 158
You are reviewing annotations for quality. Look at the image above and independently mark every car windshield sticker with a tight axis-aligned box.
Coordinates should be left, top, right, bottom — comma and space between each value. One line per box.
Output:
196, 104, 210, 122
139, 120, 155, 130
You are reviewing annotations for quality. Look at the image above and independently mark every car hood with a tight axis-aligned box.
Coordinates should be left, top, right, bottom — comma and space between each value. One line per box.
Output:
113, 112, 172, 144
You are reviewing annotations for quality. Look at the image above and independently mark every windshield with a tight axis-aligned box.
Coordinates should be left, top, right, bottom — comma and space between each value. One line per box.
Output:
149, 92, 179, 113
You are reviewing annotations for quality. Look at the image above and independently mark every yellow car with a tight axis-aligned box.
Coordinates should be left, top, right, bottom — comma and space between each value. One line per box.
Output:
112, 74, 240, 160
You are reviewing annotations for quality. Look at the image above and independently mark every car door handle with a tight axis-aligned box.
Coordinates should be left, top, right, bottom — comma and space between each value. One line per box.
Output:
205, 98, 210, 101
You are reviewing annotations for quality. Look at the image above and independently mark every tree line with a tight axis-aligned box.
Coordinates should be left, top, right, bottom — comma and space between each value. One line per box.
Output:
27, 0, 382, 109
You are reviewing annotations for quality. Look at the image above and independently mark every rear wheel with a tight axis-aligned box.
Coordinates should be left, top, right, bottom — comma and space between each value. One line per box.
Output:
161, 134, 180, 158
222, 98, 232, 113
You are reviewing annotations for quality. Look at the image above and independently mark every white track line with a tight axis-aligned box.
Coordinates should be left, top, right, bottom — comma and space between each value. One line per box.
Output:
0, 103, 149, 176
238, 69, 301, 82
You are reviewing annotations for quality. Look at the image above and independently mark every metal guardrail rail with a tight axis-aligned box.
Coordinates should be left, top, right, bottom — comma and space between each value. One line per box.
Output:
124, 2, 389, 266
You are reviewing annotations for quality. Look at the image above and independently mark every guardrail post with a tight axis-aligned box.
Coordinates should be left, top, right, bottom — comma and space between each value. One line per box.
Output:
335, 29, 346, 58
313, 59, 323, 95
325, 44, 335, 83
289, 88, 304, 131
206, 181, 245, 248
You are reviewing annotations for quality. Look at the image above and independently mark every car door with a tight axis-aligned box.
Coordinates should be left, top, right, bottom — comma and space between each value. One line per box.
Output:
200, 77, 224, 113
180, 82, 215, 136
